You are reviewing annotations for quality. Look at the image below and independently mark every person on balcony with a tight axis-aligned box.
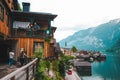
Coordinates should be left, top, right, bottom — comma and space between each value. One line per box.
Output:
33, 22, 40, 31
28, 23, 33, 37
33, 22, 40, 35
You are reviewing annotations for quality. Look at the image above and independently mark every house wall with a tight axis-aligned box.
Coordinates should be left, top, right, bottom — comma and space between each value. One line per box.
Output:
0, 1, 11, 36
49, 45, 55, 57
0, 20, 9, 36
16, 38, 50, 58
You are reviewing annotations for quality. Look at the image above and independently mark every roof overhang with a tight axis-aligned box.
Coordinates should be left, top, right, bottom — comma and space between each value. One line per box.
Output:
12, 11, 57, 21
51, 26, 57, 32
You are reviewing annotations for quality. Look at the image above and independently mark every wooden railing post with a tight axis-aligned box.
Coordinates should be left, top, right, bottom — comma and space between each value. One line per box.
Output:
33, 64, 35, 76
36, 58, 39, 73
11, 76, 15, 80
26, 67, 29, 80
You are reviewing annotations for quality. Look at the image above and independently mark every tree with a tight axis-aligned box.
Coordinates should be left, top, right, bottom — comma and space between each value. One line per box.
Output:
72, 46, 77, 53
18, 3, 22, 11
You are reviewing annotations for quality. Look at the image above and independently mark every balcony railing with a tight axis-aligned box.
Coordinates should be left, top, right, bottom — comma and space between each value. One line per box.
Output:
11, 28, 50, 38
1, 58, 38, 80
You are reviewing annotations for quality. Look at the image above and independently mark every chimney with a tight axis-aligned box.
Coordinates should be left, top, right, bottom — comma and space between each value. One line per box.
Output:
22, 2, 30, 12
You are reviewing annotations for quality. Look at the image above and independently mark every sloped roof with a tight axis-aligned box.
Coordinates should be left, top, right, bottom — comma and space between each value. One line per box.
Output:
12, 10, 57, 20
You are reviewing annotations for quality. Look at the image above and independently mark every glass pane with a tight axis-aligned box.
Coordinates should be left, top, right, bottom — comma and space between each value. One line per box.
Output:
34, 42, 44, 53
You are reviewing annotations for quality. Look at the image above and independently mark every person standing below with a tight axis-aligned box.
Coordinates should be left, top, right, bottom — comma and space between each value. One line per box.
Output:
9, 50, 15, 67
20, 50, 26, 66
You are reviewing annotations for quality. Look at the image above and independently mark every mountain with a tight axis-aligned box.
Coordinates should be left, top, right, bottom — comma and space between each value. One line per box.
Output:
59, 18, 120, 50
106, 38, 120, 52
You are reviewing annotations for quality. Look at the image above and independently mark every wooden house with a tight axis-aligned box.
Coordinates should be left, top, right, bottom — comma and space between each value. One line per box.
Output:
0, 0, 57, 63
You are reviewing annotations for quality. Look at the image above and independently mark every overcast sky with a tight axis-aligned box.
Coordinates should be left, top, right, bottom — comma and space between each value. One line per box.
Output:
18, 0, 120, 42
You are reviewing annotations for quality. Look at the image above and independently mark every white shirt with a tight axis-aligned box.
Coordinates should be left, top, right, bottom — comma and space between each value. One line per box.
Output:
9, 52, 14, 58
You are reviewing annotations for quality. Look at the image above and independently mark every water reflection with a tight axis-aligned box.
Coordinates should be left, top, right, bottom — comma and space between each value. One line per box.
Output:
79, 52, 120, 80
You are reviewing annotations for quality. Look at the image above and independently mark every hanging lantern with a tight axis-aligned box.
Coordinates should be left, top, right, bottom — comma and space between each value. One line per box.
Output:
46, 30, 50, 35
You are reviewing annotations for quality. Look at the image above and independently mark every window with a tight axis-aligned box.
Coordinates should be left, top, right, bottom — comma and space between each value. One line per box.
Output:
0, 4, 4, 21
34, 42, 44, 53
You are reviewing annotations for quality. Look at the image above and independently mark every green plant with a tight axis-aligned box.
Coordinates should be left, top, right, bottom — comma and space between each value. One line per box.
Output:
35, 71, 52, 80
38, 60, 47, 72
34, 56, 65, 80
35, 60, 53, 80
45, 38, 51, 43
18, 2, 22, 11
52, 60, 59, 71
45, 60, 51, 71
35, 51, 43, 59
61, 55, 74, 63
55, 71, 61, 80
58, 60, 66, 77
32, 48, 44, 59
72, 46, 77, 53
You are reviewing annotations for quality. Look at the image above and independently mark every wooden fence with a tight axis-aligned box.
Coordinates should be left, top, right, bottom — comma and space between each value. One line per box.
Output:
1, 58, 38, 80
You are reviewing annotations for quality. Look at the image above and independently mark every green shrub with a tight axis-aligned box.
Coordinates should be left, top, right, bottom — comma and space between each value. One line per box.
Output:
52, 60, 59, 71
55, 71, 61, 80
38, 60, 47, 72
61, 55, 74, 63
35, 60, 53, 80
35, 71, 52, 80
45, 60, 51, 71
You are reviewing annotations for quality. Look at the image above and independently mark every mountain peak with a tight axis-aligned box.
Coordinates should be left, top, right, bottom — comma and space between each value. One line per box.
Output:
109, 18, 120, 23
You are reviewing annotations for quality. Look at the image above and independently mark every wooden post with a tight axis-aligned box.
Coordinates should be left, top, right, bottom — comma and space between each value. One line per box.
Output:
26, 67, 29, 80
33, 64, 35, 76
11, 76, 15, 80
36, 58, 39, 73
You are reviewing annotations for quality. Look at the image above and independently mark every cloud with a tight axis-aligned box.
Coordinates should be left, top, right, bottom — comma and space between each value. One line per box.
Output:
18, 0, 120, 41
55, 30, 76, 42
57, 24, 90, 31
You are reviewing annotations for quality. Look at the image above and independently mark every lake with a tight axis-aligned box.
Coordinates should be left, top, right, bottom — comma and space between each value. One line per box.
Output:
79, 52, 120, 80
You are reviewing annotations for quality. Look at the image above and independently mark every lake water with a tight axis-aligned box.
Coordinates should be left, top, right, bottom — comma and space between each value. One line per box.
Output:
79, 52, 120, 80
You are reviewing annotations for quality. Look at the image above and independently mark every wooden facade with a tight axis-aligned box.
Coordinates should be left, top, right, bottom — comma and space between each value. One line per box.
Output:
15, 38, 48, 58
0, 0, 57, 62
0, 0, 14, 62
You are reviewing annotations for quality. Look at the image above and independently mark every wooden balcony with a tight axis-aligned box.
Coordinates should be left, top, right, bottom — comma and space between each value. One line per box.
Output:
11, 28, 50, 38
